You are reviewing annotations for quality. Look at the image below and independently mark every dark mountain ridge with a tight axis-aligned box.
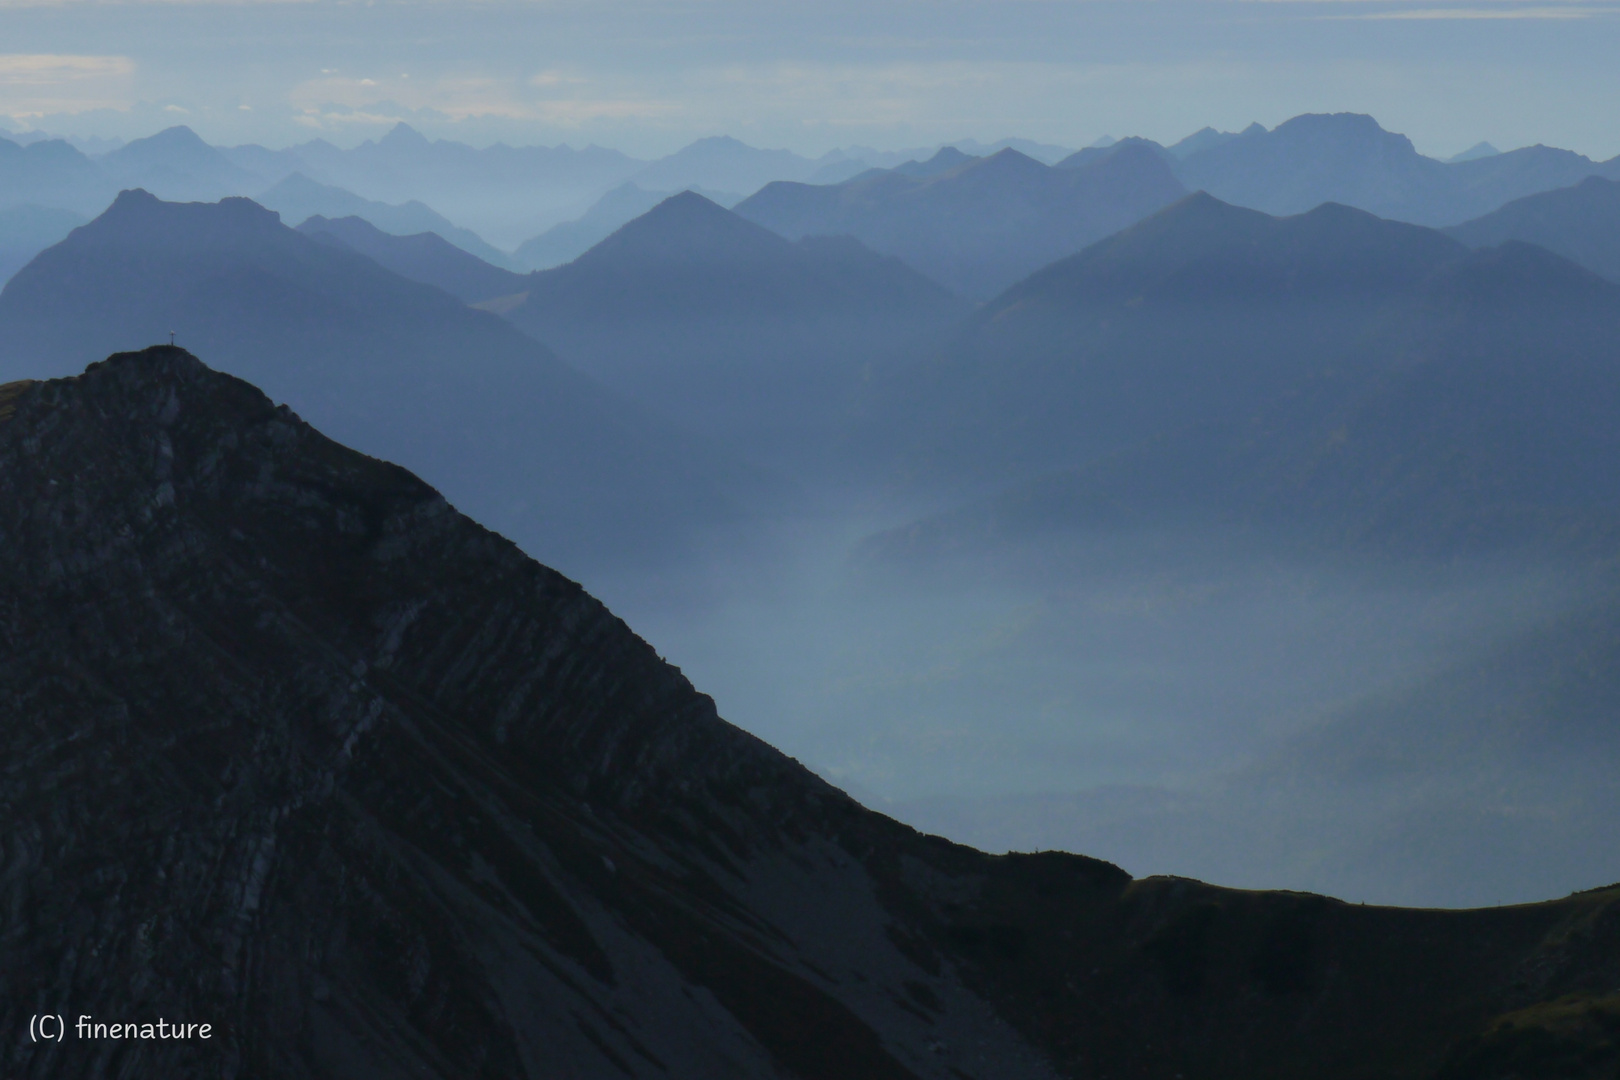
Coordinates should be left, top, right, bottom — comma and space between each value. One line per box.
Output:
0, 190, 770, 579
5, 348, 1620, 1078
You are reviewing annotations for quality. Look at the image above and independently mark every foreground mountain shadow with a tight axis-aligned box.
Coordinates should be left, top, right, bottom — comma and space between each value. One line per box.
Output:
4, 348, 1620, 1079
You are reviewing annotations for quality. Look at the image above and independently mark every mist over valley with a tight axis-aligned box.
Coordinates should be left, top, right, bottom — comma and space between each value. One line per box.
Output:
6, 97, 1620, 1076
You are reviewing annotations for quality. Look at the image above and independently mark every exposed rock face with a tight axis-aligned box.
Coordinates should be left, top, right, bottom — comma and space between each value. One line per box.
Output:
0, 348, 1058, 1079
2, 348, 1620, 1080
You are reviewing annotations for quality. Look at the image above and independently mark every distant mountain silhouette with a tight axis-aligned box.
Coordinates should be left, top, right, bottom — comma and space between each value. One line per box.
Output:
513, 182, 670, 269
1448, 141, 1501, 163
1445, 174, 1620, 283
630, 135, 828, 196
1174, 112, 1620, 225
297, 214, 526, 303
1053, 136, 1176, 171
735, 143, 1188, 299
249, 122, 646, 247
0, 190, 773, 578
951, 136, 1076, 164
856, 192, 1471, 491
255, 172, 516, 268
893, 146, 978, 177
511, 181, 743, 271
0, 135, 114, 215
97, 125, 261, 202
498, 191, 968, 471
1166, 124, 1254, 159
0, 203, 84, 285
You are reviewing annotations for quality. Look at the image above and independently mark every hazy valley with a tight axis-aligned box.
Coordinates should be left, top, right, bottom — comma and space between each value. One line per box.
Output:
6, 106, 1620, 1076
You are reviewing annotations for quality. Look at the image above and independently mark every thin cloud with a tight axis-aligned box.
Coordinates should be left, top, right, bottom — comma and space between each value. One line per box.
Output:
0, 54, 135, 117
1328, 4, 1613, 16
0, 54, 135, 83
288, 71, 677, 129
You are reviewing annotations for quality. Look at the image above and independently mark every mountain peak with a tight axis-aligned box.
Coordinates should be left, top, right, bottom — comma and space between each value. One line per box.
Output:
100, 188, 282, 228
103, 125, 223, 164
1449, 141, 1501, 163
378, 121, 430, 149
1002, 189, 1464, 310
683, 134, 750, 151
1270, 112, 1416, 153
136, 125, 207, 148
894, 145, 976, 177
573, 190, 790, 268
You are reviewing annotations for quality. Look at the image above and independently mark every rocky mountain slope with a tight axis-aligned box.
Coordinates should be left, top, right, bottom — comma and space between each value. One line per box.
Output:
4, 348, 1620, 1079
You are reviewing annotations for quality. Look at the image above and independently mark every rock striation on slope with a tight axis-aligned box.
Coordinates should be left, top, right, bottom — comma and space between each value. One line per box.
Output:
3, 348, 1620, 1080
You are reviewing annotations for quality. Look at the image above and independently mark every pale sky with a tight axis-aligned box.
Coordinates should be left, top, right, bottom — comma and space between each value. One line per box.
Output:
1, 0, 1618, 160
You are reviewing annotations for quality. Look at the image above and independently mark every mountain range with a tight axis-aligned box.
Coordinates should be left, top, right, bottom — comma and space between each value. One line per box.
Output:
0, 190, 772, 580
98, 124, 263, 203
1445, 174, 1620, 283
258, 172, 519, 268
1169, 112, 1620, 226
6, 346, 1620, 1079
853, 192, 1473, 493
0, 134, 115, 215
859, 192, 1620, 558
736, 142, 1188, 300
842, 186, 1620, 909
296, 215, 527, 303
496, 191, 968, 470
8, 113, 1620, 292
512, 181, 743, 271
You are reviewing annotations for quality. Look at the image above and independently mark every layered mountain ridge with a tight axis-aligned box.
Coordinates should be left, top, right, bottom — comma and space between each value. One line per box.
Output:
497, 191, 967, 470
0, 189, 773, 579
735, 143, 1189, 299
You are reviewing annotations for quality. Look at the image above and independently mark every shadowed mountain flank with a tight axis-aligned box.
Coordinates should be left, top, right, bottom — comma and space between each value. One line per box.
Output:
0, 203, 84, 285
0, 190, 771, 579
297, 214, 526, 303
5, 349, 1620, 1079
862, 228, 1620, 562
499, 191, 967, 471
855, 193, 1473, 494
1445, 175, 1620, 283
255, 172, 516, 268
734, 144, 1187, 300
